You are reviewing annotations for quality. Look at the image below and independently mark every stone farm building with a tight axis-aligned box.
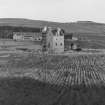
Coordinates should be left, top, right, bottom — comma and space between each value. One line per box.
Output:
13, 32, 42, 41
64, 33, 80, 51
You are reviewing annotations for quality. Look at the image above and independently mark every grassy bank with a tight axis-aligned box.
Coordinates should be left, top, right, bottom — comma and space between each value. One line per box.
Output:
0, 77, 105, 105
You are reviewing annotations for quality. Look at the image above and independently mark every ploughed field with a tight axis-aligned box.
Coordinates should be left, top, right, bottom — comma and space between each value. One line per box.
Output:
1, 53, 105, 105
7, 53, 105, 86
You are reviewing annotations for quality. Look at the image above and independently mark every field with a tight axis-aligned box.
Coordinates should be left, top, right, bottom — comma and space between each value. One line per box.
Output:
75, 34, 105, 49
0, 19, 105, 105
5, 52, 105, 86
0, 51, 105, 105
0, 38, 105, 105
0, 77, 105, 105
0, 39, 41, 51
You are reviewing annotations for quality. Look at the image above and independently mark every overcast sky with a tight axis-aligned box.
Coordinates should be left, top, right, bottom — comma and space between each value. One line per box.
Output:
0, 0, 105, 23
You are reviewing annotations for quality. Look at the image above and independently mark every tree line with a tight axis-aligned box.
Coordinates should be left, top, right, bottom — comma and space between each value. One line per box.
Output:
0, 26, 41, 39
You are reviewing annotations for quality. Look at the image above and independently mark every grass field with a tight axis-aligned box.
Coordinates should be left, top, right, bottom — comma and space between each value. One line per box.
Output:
0, 52, 105, 105
0, 77, 105, 105
5, 53, 105, 86
75, 34, 105, 49
0, 39, 41, 52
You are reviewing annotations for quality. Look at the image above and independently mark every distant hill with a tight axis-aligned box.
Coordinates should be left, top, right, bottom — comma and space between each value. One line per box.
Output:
0, 18, 105, 49
0, 18, 105, 34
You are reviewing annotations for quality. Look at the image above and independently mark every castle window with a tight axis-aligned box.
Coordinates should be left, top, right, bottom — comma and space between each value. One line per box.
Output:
60, 29, 65, 36
55, 43, 57, 46
52, 29, 57, 36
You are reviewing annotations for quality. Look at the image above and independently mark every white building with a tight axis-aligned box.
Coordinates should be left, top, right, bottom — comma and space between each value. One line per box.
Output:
72, 36, 78, 41
13, 32, 42, 41
13, 33, 23, 41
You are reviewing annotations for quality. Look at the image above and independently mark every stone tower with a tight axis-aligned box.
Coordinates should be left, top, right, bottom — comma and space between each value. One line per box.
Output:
42, 27, 64, 53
